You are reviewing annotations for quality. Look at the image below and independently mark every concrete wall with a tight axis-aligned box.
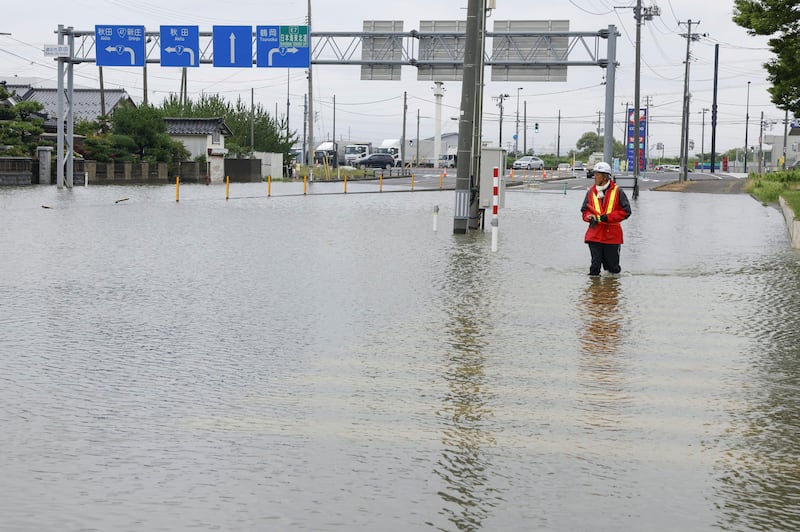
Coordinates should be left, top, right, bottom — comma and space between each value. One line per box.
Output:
253, 151, 283, 179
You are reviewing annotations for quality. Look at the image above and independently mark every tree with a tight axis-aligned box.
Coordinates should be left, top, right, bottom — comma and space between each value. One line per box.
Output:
733, 1, 800, 112
0, 84, 46, 156
160, 93, 296, 160
576, 132, 602, 157
574, 132, 626, 161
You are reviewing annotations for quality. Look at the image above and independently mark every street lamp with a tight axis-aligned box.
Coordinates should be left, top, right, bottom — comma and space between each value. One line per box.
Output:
515, 87, 523, 155
495, 93, 509, 147
744, 81, 751, 173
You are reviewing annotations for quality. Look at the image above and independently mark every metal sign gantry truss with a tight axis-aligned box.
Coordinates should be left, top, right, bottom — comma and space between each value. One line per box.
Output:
54, 24, 618, 187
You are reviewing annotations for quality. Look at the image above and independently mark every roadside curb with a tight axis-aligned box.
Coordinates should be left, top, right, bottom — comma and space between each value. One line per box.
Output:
778, 196, 800, 249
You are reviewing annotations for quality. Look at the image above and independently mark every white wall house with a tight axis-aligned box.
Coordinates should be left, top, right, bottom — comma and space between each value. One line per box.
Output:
165, 117, 232, 183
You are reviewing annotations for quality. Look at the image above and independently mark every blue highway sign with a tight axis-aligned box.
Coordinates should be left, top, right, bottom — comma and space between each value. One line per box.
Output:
95, 25, 146, 67
213, 25, 252, 67
160, 26, 199, 67
256, 25, 309, 68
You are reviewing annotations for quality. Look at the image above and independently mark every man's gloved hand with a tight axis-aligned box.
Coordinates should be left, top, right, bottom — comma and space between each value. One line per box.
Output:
599, 214, 608, 223
588, 215, 598, 227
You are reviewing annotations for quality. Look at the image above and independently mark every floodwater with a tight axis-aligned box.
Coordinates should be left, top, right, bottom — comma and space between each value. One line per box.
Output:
1, 180, 799, 531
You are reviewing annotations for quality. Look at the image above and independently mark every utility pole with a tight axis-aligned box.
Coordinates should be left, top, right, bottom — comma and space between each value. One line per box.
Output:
401, 91, 408, 169
523, 100, 527, 154
633, 2, 659, 185
710, 44, 719, 173
307, 0, 313, 180
515, 87, 522, 155
783, 108, 789, 170
495, 93, 509, 146
433, 81, 444, 168
557, 109, 561, 164
679, 19, 701, 182
416, 108, 420, 165
454, 0, 487, 234
758, 110, 764, 174
700, 107, 708, 172
744, 80, 751, 173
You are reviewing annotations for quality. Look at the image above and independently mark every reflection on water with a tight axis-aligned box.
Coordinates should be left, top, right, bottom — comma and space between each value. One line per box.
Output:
432, 236, 498, 531
576, 276, 631, 434
577, 276, 624, 355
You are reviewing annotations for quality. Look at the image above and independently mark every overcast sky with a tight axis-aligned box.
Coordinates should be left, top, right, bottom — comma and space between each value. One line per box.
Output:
1, 0, 783, 158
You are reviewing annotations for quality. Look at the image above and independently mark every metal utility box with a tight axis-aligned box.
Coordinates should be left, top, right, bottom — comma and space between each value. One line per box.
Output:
479, 147, 507, 209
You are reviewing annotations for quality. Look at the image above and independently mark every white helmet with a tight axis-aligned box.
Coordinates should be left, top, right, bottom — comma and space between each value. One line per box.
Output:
593, 161, 612, 175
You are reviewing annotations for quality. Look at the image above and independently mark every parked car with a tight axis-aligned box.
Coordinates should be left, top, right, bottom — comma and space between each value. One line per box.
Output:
512, 156, 544, 170
573, 161, 586, 171
356, 153, 396, 169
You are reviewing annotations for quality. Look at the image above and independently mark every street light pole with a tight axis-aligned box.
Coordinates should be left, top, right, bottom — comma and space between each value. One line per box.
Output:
744, 80, 751, 173
515, 87, 522, 155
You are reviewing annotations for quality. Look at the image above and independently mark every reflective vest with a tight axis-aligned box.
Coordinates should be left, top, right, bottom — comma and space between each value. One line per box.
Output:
590, 186, 618, 218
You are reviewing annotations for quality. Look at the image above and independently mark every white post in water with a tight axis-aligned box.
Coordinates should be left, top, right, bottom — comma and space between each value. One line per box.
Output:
433, 204, 439, 232
491, 166, 499, 252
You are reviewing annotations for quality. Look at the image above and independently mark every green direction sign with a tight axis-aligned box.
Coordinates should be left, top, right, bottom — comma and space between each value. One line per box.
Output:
256, 25, 309, 68
280, 26, 308, 48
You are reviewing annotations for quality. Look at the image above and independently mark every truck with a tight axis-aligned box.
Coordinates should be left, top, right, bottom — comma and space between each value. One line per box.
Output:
314, 141, 345, 167
439, 145, 457, 168
585, 151, 604, 178
409, 138, 439, 167
374, 139, 402, 165
344, 142, 373, 166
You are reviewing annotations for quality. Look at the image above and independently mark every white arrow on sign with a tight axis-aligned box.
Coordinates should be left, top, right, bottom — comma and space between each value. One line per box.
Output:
267, 46, 298, 66
106, 45, 135, 65
164, 45, 196, 66
229, 32, 236, 64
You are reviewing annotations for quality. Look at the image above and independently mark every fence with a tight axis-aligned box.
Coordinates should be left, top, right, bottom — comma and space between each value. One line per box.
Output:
0, 157, 264, 185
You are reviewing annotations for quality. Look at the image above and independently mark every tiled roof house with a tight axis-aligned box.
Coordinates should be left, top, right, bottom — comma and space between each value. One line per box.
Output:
3, 81, 135, 130
164, 117, 232, 160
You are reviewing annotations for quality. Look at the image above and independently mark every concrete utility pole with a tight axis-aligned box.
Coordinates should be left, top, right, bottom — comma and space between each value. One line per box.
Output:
433, 81, 444, 168
744, 80, 751, 173
633, 3, 659, 182
679, 19, 701, 182
307, 0, 314, 179
495, 93, 509, 146
453, 0, 486, 234
700, 107, 709, 172
515, 87, 522, 155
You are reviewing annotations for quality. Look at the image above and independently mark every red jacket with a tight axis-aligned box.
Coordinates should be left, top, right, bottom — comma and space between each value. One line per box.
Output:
580, 181, 631, 244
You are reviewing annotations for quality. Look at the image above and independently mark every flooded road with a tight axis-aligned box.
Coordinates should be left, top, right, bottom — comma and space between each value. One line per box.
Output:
1, 181, 798, 531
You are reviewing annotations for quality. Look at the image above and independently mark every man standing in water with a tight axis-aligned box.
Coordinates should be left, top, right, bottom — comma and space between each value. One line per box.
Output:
580, 162, 632, 276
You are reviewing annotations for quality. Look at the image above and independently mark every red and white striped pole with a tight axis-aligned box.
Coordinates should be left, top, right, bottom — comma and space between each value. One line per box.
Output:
491, 166, 499, 252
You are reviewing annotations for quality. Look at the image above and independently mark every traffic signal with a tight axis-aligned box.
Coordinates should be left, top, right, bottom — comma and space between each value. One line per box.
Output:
534, 122, 539, 132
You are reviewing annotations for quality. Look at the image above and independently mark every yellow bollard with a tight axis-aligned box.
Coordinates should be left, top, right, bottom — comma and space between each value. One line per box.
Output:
175, 176, 180, 202
225, 175, 230, 200
439, 171, 443, 189
380, 173, 383, 192
303, 175, 307, 195
268, 175, 271, 197
344, 174, 347, 194
411, 173, 415, 191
